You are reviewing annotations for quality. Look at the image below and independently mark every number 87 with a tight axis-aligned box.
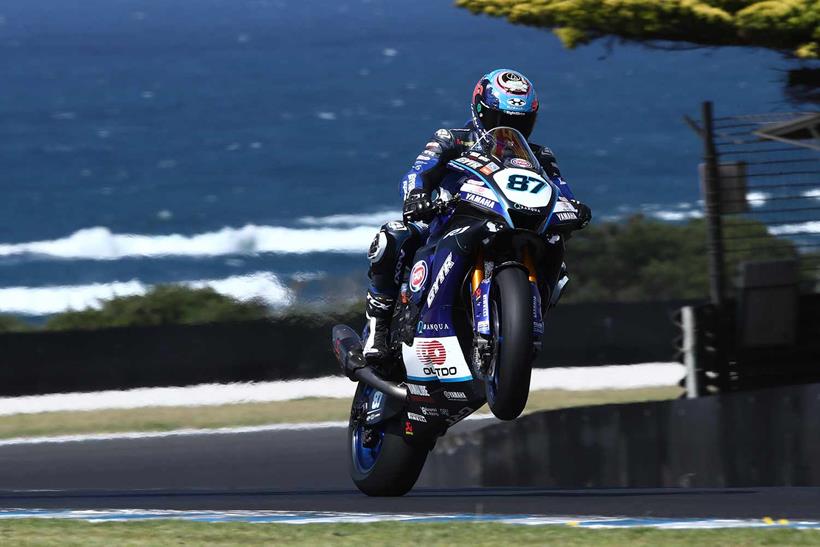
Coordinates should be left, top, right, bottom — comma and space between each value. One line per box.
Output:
507, 174, 547, 194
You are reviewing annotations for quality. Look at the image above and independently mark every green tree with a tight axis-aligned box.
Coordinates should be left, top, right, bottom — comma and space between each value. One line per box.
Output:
0, 315, 32, 333
564, 215, 799, 302
45, 286, 271, 331
457, 0, 820, 59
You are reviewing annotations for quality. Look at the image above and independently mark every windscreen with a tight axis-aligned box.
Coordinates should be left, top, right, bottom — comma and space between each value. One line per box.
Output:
469, 127, 541, 172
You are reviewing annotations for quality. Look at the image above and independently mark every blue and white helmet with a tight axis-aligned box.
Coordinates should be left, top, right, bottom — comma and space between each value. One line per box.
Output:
471, 69, 539, 139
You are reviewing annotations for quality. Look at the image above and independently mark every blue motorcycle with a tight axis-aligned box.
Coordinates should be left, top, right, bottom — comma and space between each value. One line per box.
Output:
333, 127, 584, 496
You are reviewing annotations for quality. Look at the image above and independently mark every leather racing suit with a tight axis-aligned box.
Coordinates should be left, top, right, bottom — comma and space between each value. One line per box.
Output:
364, 122, 586, 359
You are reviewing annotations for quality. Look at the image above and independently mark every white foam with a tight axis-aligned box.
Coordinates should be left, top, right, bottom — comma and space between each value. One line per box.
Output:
651, 210, 703, 221
0, 272, 292, 315
0, 363, 684, 416
746, 191, 770, 207
803, 188, 820, 200
297, 210, 399, 227
769, 221, 820, 235
0, 224, 380, 260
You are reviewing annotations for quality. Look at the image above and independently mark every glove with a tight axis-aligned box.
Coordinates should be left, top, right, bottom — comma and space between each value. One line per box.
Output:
403, 189, 435, 223
572, 200, 592, 230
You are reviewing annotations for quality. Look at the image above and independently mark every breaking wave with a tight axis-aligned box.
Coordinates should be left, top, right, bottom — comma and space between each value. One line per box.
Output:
0, 223, 383, 260
296, 210, 399, 227
0, 272, 292, 315
768, 221, 820, 236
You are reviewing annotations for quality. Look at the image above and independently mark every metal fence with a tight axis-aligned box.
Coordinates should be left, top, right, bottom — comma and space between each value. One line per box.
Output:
681, 104, 820, 396
688, 103, 820, 302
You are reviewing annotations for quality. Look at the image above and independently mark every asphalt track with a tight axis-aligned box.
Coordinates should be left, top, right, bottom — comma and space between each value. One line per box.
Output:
0, 424, 818, 520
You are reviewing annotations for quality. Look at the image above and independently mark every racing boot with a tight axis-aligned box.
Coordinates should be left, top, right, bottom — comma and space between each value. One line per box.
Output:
363, 290, 395, 365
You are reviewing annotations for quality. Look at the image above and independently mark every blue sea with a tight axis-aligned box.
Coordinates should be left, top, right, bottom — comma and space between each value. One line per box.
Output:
0, 0, 811, 314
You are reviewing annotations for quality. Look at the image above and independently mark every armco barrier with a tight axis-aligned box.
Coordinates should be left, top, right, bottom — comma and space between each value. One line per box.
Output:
0, 300, 691, 396
421, 383, 820, 489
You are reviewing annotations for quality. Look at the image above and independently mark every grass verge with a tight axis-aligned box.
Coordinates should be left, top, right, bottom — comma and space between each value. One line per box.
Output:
0, 386, 682, 439
0, 521, 817, 546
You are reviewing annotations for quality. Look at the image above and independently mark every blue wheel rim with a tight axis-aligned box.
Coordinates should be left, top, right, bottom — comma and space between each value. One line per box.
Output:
351, 386, 385, 473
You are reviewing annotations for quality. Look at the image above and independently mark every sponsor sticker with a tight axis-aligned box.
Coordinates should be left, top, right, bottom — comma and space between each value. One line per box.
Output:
464, 193, 496, 210
407, 412, 427, 423
416, 339, 447, 365
507, 97, 526, 107
426, 253, 455, 307
417, 321, 451, 333
406, 384, 430, 397
557, 212, 577, 221
409, 260, 427, 292
508, 157, 533, 169
497, 71, 529, 94
554, 198, 577, 213
386, 221, 406, 231
401, 336, 473, 382
461, 185, 497, 201
464, 178, 484, 186
455, 157, 483, 170
444, 390, 467, 400
479, 163, 500, 175
420, 407, 439, 417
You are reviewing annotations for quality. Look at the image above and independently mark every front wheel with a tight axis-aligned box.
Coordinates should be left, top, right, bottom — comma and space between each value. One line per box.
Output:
485, 266, 534, 420
348, 384, 429, 496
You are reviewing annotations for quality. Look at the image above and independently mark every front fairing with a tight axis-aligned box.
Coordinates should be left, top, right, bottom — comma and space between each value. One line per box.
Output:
443, 127, 559, 233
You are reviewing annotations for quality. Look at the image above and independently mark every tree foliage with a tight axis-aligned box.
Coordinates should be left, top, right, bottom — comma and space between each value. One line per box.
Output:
44, 286, 271, 331
0, 315, 32, 333
564, 215, 800, 302
457, 0, 820, 59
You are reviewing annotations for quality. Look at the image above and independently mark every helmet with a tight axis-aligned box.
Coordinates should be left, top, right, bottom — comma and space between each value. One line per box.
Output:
471, 69, 538, 139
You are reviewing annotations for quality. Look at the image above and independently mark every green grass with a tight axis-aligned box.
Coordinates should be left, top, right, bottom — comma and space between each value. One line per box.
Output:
0, 521, 818, 546
0, 386, 682, 439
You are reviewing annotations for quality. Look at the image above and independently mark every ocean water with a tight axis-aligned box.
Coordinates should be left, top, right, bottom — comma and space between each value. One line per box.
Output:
0, 0, 811, 314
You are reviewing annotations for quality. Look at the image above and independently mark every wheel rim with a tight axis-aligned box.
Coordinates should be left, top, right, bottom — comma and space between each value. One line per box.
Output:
351, 386, 385, 474
486, 297, 502, 405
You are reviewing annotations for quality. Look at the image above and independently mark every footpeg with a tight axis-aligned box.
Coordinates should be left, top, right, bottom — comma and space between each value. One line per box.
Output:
331, 324, 408, 402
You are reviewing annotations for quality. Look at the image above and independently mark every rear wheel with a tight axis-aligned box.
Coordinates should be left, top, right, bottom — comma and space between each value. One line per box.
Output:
485, 266, 534, 420
348, 384, 429, 496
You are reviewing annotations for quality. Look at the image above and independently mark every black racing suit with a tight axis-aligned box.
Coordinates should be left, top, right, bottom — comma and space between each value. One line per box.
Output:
363, 122, 588, 358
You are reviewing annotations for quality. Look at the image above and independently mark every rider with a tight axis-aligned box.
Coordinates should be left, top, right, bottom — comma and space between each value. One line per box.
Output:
362, 69, 591, 364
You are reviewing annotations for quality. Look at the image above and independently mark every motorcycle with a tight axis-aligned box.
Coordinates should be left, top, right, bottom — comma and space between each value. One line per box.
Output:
332, 127, 585, 496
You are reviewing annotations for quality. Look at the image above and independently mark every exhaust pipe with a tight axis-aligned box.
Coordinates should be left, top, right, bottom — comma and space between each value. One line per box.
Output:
332, 325, 408, 402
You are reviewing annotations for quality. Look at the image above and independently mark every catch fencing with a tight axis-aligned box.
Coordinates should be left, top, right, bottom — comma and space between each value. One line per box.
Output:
681, 104, 820, 395
689, 104, 820, 301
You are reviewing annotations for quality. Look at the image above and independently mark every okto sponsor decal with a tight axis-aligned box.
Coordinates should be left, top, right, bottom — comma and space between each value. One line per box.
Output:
401, 336, 473, 383
409, 260, 427, 292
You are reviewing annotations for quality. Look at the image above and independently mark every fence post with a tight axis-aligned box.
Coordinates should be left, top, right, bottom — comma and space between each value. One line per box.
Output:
681, 306, 699, 398
701, 101, 726, 307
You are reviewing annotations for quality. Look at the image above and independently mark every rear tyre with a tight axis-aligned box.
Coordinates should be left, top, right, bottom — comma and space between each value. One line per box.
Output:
348, 384, 429, 496
485, 266, 534, 421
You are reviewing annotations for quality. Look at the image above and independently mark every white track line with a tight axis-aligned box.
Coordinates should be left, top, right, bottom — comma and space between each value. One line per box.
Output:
0, 414, 498, 447
0, 509, 816, 528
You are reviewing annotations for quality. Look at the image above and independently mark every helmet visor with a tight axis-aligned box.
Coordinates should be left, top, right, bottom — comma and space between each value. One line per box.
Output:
478, 106, 537, 139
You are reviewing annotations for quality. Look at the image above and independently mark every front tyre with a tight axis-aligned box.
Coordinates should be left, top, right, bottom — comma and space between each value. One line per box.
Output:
348, 384, 429, 496
485, 266, 534, 421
